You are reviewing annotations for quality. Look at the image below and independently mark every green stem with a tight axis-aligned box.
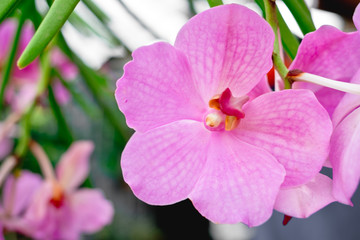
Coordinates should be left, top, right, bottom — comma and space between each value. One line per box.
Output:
264, 0, 290, 89
207, 0, 223, 7
0, 14, 25, 109
255, 0, 299, 59
283, 0, 316, 34
81, 0, 109, 23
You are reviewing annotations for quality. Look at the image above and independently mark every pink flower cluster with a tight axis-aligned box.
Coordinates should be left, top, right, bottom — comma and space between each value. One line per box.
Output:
0, 141, 113, 240
115, 3, 360, 227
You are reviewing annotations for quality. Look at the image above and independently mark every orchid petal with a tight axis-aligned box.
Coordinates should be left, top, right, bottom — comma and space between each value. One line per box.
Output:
247, 77, 272, 101
3, 171, 42, 217
330, 107, 360, 205
354, 3, 360, 31
121, 120, 210, 205
115, 42, 205, 133
56, 141, 94, 191
174, 4, 274, 101
70, 189, 114, 233
332, 69, 360, 127
234, 89, 332, 187
291, 26, 360, 115
189, 134, 285, 226
274, 174, 335, 218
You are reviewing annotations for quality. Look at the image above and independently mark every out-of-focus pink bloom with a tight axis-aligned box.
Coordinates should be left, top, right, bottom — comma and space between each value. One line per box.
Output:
22, 141, 113, 240
0, 122, 13, 160
0, 19, 40, 113
0, 171, 42, 234
291, 3, 360, 206
50, 48, 78, 105
115, 4, 332, 226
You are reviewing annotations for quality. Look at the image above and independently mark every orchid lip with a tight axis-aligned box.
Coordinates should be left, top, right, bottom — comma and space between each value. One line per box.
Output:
205, 88, 249, 131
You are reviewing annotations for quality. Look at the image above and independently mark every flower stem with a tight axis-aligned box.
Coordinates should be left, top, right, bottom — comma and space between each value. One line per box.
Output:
29, 141, 56, 181
207, 0, 223, 8
264, 0, 291, 89
0, 156, 17, 188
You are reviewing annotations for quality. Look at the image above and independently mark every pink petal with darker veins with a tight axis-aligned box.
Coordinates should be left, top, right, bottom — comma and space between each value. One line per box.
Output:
189, 133, 285, 226
56, 141, 94, 191
121, 120, 210, 205
234, 90, 332, 187
70, 189, 114, 233
291, 25, 360, 116
175, 4, 274, 101
116, 42, 205, 133
330, 107, 360, 205
274, 173, 335, 218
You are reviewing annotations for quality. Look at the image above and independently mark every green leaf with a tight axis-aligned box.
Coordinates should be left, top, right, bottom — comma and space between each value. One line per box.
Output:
207, 0, 223, 8
0, 0, 22, 24
282, 0, 316, 34
17, 0, 80, 69
255, 0, 299, 59
81, 0, 109, 23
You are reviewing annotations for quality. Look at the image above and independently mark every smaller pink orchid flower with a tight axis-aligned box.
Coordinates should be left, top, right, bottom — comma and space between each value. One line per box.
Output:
289, 3, 360, 206
116, 4, 332, 226
22, 141, 114, 240
0, 19, 40, 113
0, 171, 42, 235
50, 48, 78, 105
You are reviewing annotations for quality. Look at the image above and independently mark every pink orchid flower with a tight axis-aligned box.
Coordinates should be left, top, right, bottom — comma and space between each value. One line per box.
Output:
115, 4, 332, 226
50, 48, 78, 105
290, 4, 360, 206
0, 19, 40, 113
22, 141, 114, 240
0, 171, 42, 235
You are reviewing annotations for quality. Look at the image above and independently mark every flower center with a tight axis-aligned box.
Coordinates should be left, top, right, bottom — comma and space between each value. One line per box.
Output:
49, 181, 65, 208
204, 88, 249, 131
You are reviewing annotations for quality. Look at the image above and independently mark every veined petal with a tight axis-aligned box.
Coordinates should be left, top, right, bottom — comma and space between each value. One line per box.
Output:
291, 26, 360, 116
70, 189, 114, 233
189, 134, 285, 226
274, 174, 335, 218
116, 42, 205, 133
354, 3, 360, 31
121, 120, 210, 205
56, 141, 94, 191
330, 107, 360, 205
234, 90, 332, 187
174, 4, 274, 101
332, 69, 360, 127
3, 171, 42, 217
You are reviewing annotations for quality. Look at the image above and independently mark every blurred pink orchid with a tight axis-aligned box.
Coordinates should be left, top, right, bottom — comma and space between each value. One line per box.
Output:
290, 4, 360, 206
0, 19, 40, 113
22, 141, 114, 240
115, 4, 332, 226
50, 48, 78, 105
0, 171, 42, 235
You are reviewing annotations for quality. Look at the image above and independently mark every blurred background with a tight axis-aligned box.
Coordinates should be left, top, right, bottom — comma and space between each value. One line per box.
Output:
1, 0, 360, 239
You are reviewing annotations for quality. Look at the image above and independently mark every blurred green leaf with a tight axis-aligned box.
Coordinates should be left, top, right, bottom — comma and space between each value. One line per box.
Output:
207, 0, 223, 7
48, 85, 74, 146
283, 0, 316, 34
81, 0, 109, 23
255, 0, 299, 59
0, 0, 22, 24
17, 0, 80, 68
